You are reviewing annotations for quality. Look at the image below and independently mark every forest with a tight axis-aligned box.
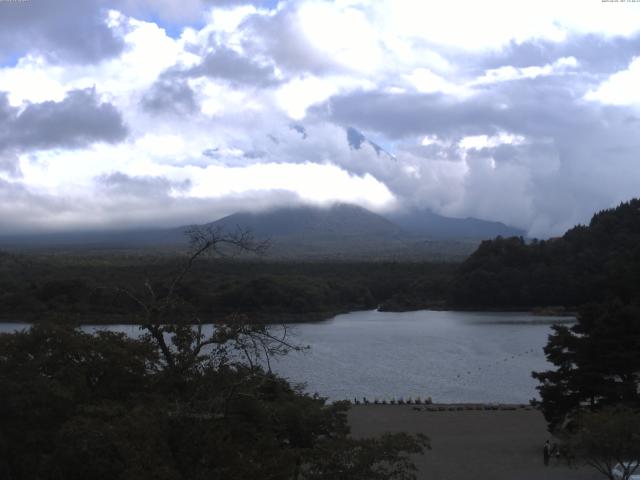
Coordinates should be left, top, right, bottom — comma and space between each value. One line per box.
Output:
2, 199, 640, 323
0, 252, 455, 323
449, 199, 640, 309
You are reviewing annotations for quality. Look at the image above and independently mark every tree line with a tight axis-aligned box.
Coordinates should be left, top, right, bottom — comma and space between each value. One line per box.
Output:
449, 199, 640, 308
0, 253, 454, 322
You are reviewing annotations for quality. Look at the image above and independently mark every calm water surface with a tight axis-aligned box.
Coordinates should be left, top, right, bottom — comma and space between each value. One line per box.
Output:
0, 310, 570, 403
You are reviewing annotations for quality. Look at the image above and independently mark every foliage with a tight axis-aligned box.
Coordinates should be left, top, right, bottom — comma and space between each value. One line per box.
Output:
0, 326, 429, 479
450, 199, 640, 308
532, 302, 640, 431
303, 433, 430, 480
0, 252, 454, 321
0, 226, 429, 480
567, 406, 640, 480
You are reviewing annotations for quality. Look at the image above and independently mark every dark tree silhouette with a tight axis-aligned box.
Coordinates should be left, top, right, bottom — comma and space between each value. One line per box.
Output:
533, 302, 640, 431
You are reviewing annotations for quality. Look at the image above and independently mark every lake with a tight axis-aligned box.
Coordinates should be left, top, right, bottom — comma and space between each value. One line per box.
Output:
0, 309, 569, 404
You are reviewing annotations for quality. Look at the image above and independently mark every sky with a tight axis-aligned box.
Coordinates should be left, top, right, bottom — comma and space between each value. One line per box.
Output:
1, 0, 640, 237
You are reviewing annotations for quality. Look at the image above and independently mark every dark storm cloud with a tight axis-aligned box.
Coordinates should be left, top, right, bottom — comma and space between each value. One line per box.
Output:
0, 0, 123, 64
0, 88, 128, 154
141, 74, 198, 115
187, 46, 280, 87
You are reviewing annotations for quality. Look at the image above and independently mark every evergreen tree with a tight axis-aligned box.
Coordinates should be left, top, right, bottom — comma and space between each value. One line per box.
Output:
533, 301, 640, 431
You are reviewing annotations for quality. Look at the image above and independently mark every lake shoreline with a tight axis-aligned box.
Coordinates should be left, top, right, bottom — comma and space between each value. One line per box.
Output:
0, 306, 576, 325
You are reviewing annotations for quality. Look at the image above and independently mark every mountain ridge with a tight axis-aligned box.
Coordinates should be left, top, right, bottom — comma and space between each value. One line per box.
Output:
0, 203, 524, 259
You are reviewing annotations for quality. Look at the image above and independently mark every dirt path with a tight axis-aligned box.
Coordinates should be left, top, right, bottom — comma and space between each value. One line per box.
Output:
348, 405, 602, 480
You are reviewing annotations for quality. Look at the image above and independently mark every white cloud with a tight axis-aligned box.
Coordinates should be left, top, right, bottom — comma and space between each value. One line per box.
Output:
379, 0, 640, 51
472, 57, 578, 85
275, 75, 373, 119
186, 161, 396, 208
585, 56, 640, 106
404, 68, 468, 96
459, 132, 526, 150
297, 1, 382, 73
0, 11, 197, 109
0, 56, 67, 106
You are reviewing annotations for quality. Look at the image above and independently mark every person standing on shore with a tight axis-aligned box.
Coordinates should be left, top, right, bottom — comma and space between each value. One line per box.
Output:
543, 440, 550, 466
551, 442, 560, 464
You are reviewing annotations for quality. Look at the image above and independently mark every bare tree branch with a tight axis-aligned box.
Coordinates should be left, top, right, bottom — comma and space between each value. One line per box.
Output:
112, 225, 299, 376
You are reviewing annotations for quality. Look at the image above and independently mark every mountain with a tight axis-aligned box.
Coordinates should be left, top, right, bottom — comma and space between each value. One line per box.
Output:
207, 203, 421, 259
203, 203, 525, 259
210, 203, 400, 238
0, 203, 524, 259
345, 127, 390, 157
387, 208, 525, 239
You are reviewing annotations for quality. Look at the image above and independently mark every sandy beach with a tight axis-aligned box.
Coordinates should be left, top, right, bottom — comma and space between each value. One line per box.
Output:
349, 405, 602, 480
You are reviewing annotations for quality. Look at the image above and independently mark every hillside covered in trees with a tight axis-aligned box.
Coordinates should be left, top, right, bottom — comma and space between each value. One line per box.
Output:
450, 199, 640, 308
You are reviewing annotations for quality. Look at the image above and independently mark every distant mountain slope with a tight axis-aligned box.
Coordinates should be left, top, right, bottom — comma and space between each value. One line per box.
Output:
210, 203, 401, 239
450, 198, 640, 308
387, 208, 525, 239
0, 203, 524, 260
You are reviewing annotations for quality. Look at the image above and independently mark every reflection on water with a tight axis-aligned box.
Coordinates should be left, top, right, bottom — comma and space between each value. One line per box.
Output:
0, 310, 571, 403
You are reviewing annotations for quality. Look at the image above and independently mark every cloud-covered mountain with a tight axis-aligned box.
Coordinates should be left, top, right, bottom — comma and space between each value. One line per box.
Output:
387, 208, 525, 239
0, 203, 523, 259
210, 203, 400, 238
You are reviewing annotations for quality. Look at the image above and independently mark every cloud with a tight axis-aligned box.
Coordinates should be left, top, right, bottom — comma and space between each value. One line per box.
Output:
471, 57, 578, 85
2, 0, 640, 239
476, 34, 640, 76
0, 178, 75, 233
585, 56, 640, 106
0, 88, 127, 175
187, 45, 280, 86
0, 175, 285, 234
97, 172, 192, 198
0, 0, 124, 64
204, 0, 278, 7
141, 73, 198, 115
0, 168, 389, 235
310, 68, 640, 236
240, 4, 342, 75
0, 88, 127, 153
